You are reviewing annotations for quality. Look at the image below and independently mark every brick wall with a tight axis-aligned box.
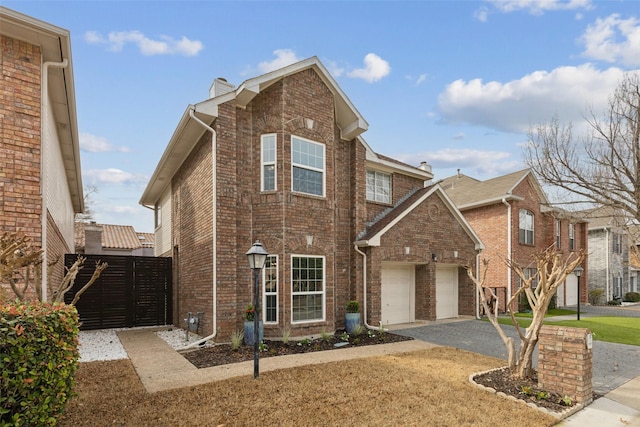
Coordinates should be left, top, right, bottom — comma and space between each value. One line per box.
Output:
0, 35, 43, 244
538, 325, 593, 404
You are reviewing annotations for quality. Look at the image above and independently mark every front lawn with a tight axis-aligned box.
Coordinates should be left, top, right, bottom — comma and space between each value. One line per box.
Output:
492, 316, 640, 346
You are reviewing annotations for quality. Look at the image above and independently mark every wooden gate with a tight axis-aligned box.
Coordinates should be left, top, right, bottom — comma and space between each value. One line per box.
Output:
64, 255, 172, 330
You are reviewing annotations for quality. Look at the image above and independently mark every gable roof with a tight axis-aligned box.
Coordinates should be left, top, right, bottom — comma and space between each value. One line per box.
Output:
579, 205, 631, 230
75, 223, 147, 250
356, 184, 484, 250
0, 6, 83, 212
140, 57, 368, 206
440, 169, 548, 210
359, 138, 433, 181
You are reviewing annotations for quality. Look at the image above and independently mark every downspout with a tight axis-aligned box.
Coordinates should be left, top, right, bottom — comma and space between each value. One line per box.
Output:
502, 198, 512, 312
184, 107, 217, 348
606, 228, 610, 302
354, 244, 383, 331
41, 59, 69, 301
475, 251, 481, 319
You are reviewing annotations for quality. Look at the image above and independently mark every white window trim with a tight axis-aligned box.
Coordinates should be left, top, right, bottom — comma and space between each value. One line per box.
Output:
291, 135, 326, 197
263, 255, 278, 324
290, 254, 326, 324
556, 219, 561, 248
569, 223, 575, 250
366, 170, 392, 204
261, 133, 277, 192
519, 210, 535, 245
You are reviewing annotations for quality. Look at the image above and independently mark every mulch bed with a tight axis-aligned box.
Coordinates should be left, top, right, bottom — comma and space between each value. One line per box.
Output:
473, 367, 579, 412
182, 328, 412, 368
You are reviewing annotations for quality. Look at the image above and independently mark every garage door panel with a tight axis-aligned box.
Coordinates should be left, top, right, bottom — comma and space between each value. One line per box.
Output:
436, 265, 458, 320
381, 264, 414, 325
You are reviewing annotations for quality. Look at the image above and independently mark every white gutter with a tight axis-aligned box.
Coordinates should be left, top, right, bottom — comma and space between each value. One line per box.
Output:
354, 244, 384, 331
475, 251, 481, 319
40, 58, 69, 301
502, 198, 512, 311
184, 107, 217, 348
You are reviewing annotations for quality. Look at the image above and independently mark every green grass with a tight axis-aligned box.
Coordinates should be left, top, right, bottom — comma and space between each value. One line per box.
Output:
491, 316, 640, 346
514, 308, 576, 318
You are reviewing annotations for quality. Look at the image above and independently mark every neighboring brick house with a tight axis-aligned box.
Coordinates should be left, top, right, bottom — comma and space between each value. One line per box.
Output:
441, 169, 589, 312
75, 222, 155, 256
1, 7, 83, 299
140, 57, 483, 339
580, 206, 632, 303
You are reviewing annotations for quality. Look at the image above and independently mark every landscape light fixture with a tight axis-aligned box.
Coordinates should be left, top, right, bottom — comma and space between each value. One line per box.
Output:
246, 240, 268, 379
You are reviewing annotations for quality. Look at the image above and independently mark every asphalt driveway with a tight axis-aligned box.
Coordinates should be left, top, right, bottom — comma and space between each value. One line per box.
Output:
394, 305, 640, 395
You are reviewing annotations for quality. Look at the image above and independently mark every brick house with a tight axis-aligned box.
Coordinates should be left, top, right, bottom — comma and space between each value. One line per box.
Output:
75, 222, 155, 256
441, 169, 589, 313
580, 206, 633, 303
0, 7, 83, 298
140, 57, 483, 339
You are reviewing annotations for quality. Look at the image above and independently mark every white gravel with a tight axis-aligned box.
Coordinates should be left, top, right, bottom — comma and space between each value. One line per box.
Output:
78, 327, 208, 362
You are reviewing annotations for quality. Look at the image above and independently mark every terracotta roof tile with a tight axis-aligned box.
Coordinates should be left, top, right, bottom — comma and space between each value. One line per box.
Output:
75, 222, 146, 250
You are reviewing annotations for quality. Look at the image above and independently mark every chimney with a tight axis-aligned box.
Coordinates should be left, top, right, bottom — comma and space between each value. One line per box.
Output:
418, 161, 432, 173
209, 77, 235, 99
84, 222, 103, 254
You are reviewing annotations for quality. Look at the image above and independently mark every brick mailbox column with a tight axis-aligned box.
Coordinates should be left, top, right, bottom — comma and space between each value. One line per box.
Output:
538, 325, 593, 404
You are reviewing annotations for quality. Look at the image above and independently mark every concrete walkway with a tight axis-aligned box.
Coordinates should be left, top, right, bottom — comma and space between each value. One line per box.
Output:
117, 328, 438, 394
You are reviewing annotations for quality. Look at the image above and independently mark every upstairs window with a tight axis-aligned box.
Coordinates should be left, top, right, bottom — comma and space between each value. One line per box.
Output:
292, 136, 325, 197
569, 223, 575, 250
556, 219, 561, 248
519, 210, 534, 245
261, 134, 277, 191
366, 170, 391, 204
614, 233, 623, 254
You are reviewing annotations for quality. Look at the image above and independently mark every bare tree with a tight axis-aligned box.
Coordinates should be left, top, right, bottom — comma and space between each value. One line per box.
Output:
75, 184, 98, 224
0, 230, 107, 304
467, 247, 585, 379
524, 73, 640, 221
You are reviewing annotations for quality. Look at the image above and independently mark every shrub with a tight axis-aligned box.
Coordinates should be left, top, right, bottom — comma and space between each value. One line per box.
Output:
0, 301, 79, 426
607, 299, 622, 306
623, 292, 640, 302
346, 301, 360, 313
589, 289, 605, 305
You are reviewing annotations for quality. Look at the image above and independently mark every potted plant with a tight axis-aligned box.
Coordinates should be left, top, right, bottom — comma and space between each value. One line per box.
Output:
345, 301, 360, 334
243, 304, 263, 345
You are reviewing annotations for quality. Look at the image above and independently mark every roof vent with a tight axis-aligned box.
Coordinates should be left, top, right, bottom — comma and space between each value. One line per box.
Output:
209, 77, 235, 99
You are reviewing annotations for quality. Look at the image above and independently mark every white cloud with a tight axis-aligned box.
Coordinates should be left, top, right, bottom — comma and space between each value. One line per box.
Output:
80, 133, 130, 153
474, 6, 490, 22
416, 73, 428, 85
452, 132, 466, 141
85, 30, 203, 56
396, 148, 521, 177
580, 14, 640, 67
437, 64, 626, 133
84, 168, 147, 186
258, 49, 302, 73
325, 59, 345, 78
347, 53, 391, 83
486, 0, 593, 15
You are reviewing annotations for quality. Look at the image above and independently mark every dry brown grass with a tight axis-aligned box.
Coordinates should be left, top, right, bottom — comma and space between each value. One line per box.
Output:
59, 347, 559, 427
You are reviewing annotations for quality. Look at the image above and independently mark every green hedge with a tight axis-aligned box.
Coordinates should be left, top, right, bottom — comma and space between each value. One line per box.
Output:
0, 301, 79, 426
623, 292, 640, 302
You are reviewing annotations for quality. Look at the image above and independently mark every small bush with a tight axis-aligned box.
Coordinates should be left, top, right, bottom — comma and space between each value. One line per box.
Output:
623, 292, 640, 302
607, 299, 622, 306
589, 289, 605, 305
0, 301, 79, 426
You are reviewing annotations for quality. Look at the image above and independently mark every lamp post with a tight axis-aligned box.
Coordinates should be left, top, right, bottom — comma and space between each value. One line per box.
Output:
246, 240, 268, 379
574, 265, 583, 321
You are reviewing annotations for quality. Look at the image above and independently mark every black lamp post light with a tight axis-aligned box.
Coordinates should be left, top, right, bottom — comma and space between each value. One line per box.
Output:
574, 265, 583, 321
246, 240, 268, 379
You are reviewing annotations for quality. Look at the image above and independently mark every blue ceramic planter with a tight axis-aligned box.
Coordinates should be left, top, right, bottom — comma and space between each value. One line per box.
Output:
345, 312, 361, 334
244, 320, 264, 345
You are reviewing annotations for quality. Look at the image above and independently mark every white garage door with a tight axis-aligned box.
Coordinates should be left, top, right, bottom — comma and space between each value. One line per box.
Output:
381, 263, 414, 325
564, 274, 578, 306
436, 265, 458, 320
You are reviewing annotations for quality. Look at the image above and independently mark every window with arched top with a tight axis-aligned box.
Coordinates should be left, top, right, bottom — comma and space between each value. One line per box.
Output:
519, 209, 534, 245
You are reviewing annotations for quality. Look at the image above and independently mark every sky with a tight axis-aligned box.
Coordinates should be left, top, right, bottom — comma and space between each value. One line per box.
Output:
4, 0, 640, 233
